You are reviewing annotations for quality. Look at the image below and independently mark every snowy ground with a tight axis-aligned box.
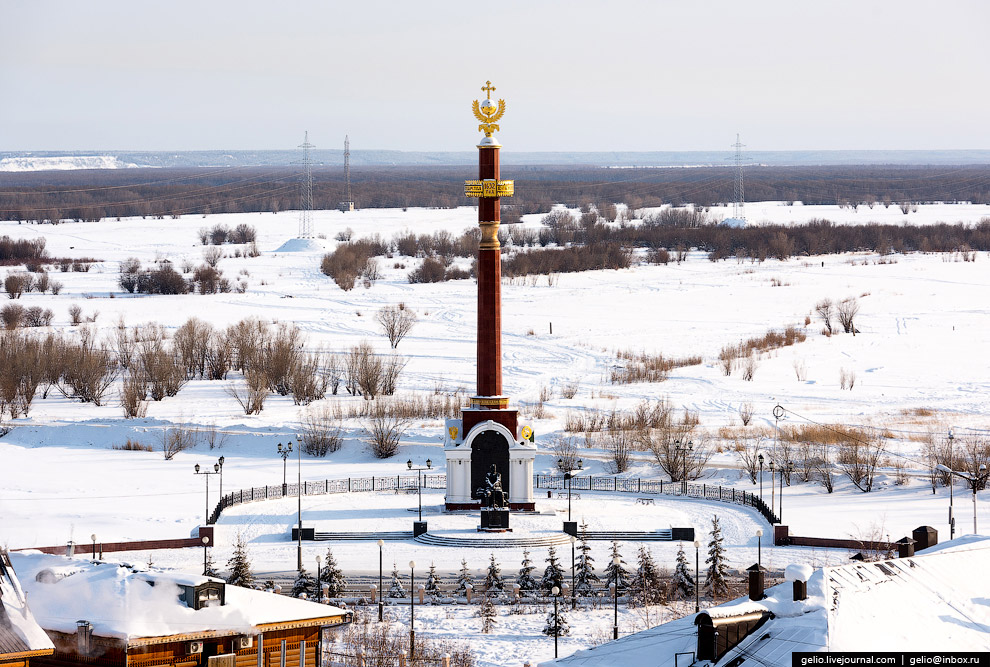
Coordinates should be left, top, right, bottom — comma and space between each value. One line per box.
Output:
2, 203, 989, 665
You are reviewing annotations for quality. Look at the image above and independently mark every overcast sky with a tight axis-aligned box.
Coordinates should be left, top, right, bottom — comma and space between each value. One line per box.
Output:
2, 0, 988, 152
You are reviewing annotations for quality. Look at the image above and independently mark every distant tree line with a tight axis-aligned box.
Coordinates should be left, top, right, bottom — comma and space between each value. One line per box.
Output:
1, 165, 988, 223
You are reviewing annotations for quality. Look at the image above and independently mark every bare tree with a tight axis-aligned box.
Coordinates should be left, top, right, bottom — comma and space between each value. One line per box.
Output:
837, 437, 886, 492
366, 403, 409, 459
159, 423, 199, 460
300, 404, 343, 456
604, 428, 633, 473
376, 304, 418, 349
202, 421, 230, 450
741, 355, 758, 381
551, 434, 580, 471
226, 368, 268, 415
815, 299, 834, 335
638, 417, 713, 481
837, 297, 860, 335
735, 437, 766, 483
811, 441, 836, 493
202, 245, 223, 268
738, 402, 754, 426
119, 372, 149, 419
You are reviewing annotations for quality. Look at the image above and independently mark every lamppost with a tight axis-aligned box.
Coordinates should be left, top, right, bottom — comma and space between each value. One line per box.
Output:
315, 555, 322, 603
758, 453, 764, 502
406, 458, 433, 521
756, 529, 763, 569
409, 560, 416, 657
193, 461, 220, 525
217, 455, 225, 501
377, 539, 385, 621
201, 535, 210, 576
558, 457, 583, 522
551, 585, 561, 658
570, 535, 577, 610
675, 440, 693, 493
296, 433, 302, 573
948, 429, 956, 538
937, 463, 989, 535
277, 442, 292, 495
693, 539, 701, 613
90, 534, 97, 559
769, 460, 775, 518
779, 461, 792, 523
611, 555, 621, 640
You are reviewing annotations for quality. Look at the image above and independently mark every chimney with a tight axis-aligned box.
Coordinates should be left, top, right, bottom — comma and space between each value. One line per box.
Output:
784, 563, 812, 601
912, 526, 937, 551
66, 541, 76, 557
76, 620, 92, 656
896, 537, 915, 559
746, 564, 764, 601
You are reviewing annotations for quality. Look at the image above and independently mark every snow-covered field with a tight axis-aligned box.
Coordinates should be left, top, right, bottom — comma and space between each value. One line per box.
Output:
2, 202, 989, 665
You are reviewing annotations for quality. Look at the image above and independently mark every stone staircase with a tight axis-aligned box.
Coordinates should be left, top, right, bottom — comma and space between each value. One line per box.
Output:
415, 532, 574, 549
314, 531, 414, 541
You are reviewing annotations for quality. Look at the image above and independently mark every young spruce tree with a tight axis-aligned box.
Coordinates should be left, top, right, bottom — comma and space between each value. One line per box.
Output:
542, 544, 565, 594
425, 562, 442, 598
388, 562, 407, 598
705, 515, 729, 600
602, 540, 629, 593
478, 594, 498, 634
456, 558, 474, 596
672, 542, 695, 600
291, 566, 316, 599
225, 534, 254, 587
574, 522, 599, 596
320, 546, 347, 598
517, 549, 538, 593
632, 545, 664, 605
542, 599, 570, 637
485, 553, 505, 593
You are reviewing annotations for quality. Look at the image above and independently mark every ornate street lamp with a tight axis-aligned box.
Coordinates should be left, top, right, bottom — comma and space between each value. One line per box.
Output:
295, 434, 302, 572
611, 555, 621, 639
201, 535, 211, 576
693, 539, 701, 613
758, 453, 764, 502
277, 442, 292, 495
551, 585, 561, 658
193, 461, 220, 525
676, 440, 694, 493
315, 555, 322, 603
377, 539, 385, 622
558, 457, 583, 522
409, 561, 417, 657
407, 459, 433, 521
756, 529, 763, 569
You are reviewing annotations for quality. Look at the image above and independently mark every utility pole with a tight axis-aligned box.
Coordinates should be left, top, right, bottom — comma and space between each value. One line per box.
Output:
298, 131, 315, 238
731, 133, 747, 220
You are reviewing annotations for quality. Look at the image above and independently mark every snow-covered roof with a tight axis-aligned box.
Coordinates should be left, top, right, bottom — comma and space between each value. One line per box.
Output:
10, 552, 348, 645
0, 550, 56, 658
541, 535, 990, 666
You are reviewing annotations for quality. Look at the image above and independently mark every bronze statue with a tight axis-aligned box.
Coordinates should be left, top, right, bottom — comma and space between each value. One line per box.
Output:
479, 464, 506, 509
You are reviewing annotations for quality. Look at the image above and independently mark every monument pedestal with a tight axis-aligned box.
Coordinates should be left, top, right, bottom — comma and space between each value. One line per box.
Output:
413, 521, 428, 537
478, 509, 511, 532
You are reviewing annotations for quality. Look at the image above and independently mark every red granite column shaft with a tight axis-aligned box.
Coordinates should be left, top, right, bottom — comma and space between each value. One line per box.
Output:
477, 146, 501, 399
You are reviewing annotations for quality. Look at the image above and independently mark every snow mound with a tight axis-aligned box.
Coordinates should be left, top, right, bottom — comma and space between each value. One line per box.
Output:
719, 217, 747, 228
0, 156, 138, 171
274, 238, 327, 252
785, 563, 814, 581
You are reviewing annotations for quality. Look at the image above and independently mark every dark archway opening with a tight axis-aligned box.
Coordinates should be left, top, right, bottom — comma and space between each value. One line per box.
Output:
471, 429, 510, 500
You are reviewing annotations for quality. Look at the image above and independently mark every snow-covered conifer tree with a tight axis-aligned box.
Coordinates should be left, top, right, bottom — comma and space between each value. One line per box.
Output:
517, 549, 538, 593
672, 542, 695, 600
478, 594, 498, 634
632, 545, 664, 605
485, 553, 505, 593
203, 550, 221, 579
602, 540, 629, 593
320, 546, 347, 598
542, 599, 570, 637
291, 567, 316, 599
704, 515, 729, 599
541, 544, 564, 594
225, 534, 253, 587
425, 562, 442, 598
388, 562, 407, 598
456, 558, 474, 596
574, 522, 599, 596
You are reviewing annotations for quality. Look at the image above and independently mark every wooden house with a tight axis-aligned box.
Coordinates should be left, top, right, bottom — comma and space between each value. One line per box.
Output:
10, 553, 350, 667
0, 549, 55, 667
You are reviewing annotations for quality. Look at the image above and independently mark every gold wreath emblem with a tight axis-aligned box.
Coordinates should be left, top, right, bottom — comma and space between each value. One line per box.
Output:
448, 426, 459, 440
521, 425, 533, 440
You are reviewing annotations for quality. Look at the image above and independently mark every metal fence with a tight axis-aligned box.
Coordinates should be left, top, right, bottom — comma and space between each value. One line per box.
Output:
209, 473, 778, 526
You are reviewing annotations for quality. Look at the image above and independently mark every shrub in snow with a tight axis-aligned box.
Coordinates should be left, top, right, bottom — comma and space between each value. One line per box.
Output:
478, 594, 498, 634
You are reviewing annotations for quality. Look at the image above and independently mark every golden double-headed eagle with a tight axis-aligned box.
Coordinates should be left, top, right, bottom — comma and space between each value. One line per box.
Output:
472, 80, 506, 137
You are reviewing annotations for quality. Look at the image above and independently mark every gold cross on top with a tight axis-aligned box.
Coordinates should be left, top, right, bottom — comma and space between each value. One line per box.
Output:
482, 81, 496, 99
